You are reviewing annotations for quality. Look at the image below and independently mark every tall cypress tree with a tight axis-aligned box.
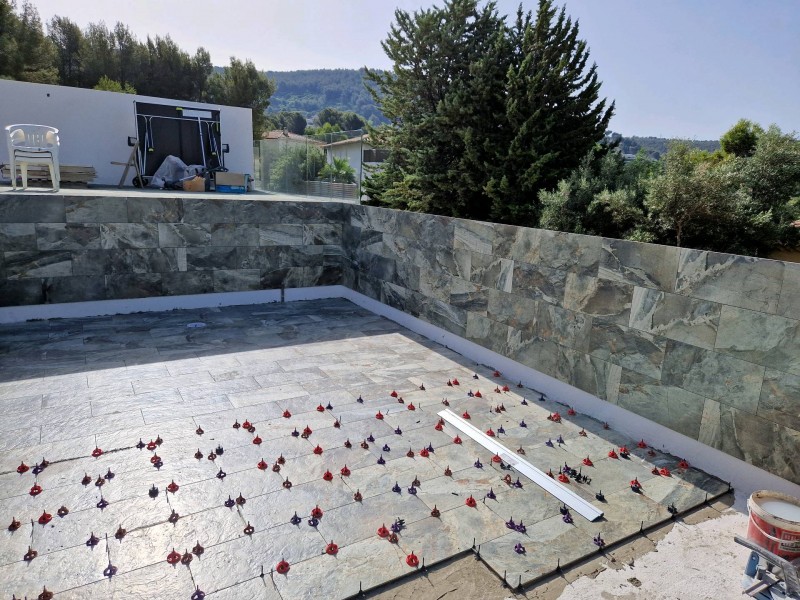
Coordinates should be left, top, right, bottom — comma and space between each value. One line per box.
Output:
487, 1, 614, 225
365, 0, 613, 226
364, 0, 508, 219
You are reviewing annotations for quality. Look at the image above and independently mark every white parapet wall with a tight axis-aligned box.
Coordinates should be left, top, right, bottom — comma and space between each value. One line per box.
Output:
0, 79, 253, 186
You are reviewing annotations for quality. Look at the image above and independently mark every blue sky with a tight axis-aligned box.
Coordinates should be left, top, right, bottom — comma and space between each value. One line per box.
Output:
30, 0, 799, 139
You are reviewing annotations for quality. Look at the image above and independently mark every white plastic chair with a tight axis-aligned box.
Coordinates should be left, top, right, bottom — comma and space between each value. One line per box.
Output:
4, 124, 60, 190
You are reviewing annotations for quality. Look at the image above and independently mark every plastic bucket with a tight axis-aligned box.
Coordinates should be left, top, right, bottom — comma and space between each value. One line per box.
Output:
747, 490, 800, 560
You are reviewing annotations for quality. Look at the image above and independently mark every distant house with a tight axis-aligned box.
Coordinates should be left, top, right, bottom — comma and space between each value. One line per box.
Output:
321, 134, 388, 185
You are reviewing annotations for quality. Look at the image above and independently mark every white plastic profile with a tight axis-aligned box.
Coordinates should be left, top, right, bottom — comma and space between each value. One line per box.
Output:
438, 409, 604, 522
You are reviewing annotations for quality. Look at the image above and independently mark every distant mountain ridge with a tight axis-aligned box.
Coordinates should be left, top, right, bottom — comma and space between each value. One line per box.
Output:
264, 68, 386, 124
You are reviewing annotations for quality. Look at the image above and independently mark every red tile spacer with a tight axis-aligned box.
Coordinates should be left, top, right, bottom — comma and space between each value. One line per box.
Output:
377, 524, 390, 537
313, 445, 324, 455
322, 470, 333, 481
660, 467, 671, 477
81, 473, 91, 485
431, 505, 440, 517
579, 429, 587, 437
37, 511, 52, 525
546, 470, 554, 479
474, 391, 482, 398
344, 439, 352, 448
233, 420, 241, 429
406, 552, 420, 567
493, 370, 501, 377
486, 428, 495, 437
567, 407, 576, 416
303, 425, 313, 436
465, 495, 477, 507
360, 440, 369, 449
434, 422, 443, 431
150, 454, 161, 464
166, 549, 181, 565
390, 390, 398, 397
253, 436, 262, 445
242, 420, 252, 429
453, 435, 462, 444
340, 465, 351, 476
494, 386, 501, 394
419, 448, 429, 458
452, 378, 460, 385
167, 480, 179, 493
92, 447, 103, 457
276, 559, 290, 574
444, 465, 453, 476
637, 439, 648, 448
57, 506, 68, 517
257, 459, 268, 470
325, 541, 338, 555
310, 506, 323, 519
447, 379, 453, 386
17, 462, 29, 474
441, 398, 450, 406
334, 419, 341, 428
375, 411, 384, 420
406, 449, 415, 458
462, 411, 471, 419
678, 459, 690, 469
354, 489, 363, 501
283, 409, 291, 418
30, 484, 42, 496
583, 457, 593, 467
548, 412, 562, 423
558, 473, 570, 483
407, 403, 416, 411
316, 404, 325, 412
608, 449, 618, 459
492, 453, 502, 463
243, 522, 254, 535
146, 440, 157, 451
502, 385, 510, 392
619, 446, 630, 455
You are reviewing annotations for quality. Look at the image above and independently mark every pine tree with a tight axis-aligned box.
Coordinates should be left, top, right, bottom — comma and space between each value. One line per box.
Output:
365, 0, 613, 226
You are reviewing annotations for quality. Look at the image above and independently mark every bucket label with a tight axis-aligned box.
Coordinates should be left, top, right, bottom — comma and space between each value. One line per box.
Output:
780, 531, 800, 552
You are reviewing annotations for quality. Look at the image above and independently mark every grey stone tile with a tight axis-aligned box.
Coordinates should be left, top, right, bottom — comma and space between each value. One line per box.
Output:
563, 273, 633, 325
537, 301, 592, 353
759, 368, 800, 431
629, 286, 721, 350
0, 196, 64, 222
4, 250, 72, 279
662, 339, 764, 412
100, 223, 159, 249
191, 522, 325, 594
589, 320, 666, 379
63, 564, 196, 600
511, 261, 567, 305
259, 224, 304, 246
454, 219, 494, 255
599, 238, 679, 292
35, 223, 101, 251
715, 305, 800, 375
675, 249, 783, 313
778, 262, 800, 320
274, 534, 408, 600
65, 196, 128, 223
617, 370, 705, 439
0, 222, 36, 250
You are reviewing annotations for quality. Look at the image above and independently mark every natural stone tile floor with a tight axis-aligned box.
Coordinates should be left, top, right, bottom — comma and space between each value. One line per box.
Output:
0, 299, 729, 599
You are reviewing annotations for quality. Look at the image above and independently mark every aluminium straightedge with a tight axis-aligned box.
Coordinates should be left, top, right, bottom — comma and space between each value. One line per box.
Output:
438, 409, 604, 522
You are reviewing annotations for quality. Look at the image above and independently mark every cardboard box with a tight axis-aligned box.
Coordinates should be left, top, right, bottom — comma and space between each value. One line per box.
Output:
182, 176, 205, 192
215, 172, 247, 188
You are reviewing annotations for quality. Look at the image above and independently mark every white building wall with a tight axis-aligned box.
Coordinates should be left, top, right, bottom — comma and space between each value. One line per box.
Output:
0, 79, 253, 186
